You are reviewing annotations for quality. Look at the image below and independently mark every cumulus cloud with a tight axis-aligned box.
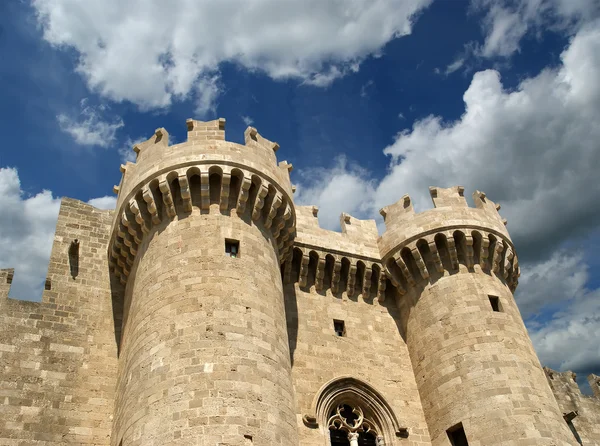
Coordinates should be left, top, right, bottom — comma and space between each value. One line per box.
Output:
118, 136, 146, 163
525, 251, 600, 379
375, 21, 600, 263
517, 250, 588, 318
294, 156, 375, 230
57, 98, 124, 147
87, 196, 116, 210
32, 0, 432, 111
0, 167, 60, 301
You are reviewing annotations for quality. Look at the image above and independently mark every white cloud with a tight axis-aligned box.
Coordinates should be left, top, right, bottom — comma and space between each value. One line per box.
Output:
118, 136, 146, 163
241, 115, 254, 127
32, 0, 432, 111
195, 75, 222, 117
525, 251, 600, 376
360, 80, 374, 98
57, 98, 124, 147
472, 0, 599, 58
87, 196, 116, 210
0, 167, 60, 301
517, 250, 588, 318
294, 156, 375, 230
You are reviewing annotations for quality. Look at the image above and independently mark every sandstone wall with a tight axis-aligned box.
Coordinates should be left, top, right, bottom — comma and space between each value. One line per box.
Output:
544, 368, 600, 444
286, 207, 431, 446
403, 268, 576, 446
111, 206, 297, 446
0, 198, 119, 445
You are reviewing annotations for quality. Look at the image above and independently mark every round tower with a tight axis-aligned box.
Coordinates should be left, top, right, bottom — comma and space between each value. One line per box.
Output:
108, 119, 298, 445
378, 186, 576, 445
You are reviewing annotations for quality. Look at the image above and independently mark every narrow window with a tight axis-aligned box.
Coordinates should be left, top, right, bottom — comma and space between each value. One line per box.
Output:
488, 295, 501, 312
225, 239, 239, 258
447, 423, 469, 446
333, 320, 345, 337
243, 434, 253, 444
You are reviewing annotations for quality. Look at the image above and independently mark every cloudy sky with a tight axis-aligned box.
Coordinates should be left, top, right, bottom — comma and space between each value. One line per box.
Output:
1, 0, 599, 391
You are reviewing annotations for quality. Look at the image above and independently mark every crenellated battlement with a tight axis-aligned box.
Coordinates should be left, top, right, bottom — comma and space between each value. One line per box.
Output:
294, 206, 380, 260
378, 186, 518, 294
0, 268, 14, 299
186, 117, 225, 142
108, 118, 296, 286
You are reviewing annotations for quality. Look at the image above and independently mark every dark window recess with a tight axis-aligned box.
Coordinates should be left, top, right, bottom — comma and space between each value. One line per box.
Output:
447, 423, 469, 446
333, 319, 346, 337
225, 239, 239, 258
488, 295, 501, 312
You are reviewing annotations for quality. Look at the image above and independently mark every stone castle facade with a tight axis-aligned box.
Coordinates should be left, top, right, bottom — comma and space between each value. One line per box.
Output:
1, 118, 599, 446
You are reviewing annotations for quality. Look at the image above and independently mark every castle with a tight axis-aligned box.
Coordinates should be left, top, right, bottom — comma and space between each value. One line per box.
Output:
1, 118, 599, 446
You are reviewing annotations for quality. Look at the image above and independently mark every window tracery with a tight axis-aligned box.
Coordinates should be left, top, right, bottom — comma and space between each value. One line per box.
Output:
328, 404, 381, 445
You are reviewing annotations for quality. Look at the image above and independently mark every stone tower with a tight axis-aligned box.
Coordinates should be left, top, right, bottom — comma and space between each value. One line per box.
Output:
108, 119, 298, 445
378, 186, 576, 445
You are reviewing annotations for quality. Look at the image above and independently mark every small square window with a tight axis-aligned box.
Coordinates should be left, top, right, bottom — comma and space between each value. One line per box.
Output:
333, 319, 345, 337
488, 295, 501, 312
225, 239, 239, 258
447, 423, 469, 446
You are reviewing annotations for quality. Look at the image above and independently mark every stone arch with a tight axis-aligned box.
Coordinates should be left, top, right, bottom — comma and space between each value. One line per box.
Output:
452, 230, 467, 265
186, 166, 202, 209
306, 376, 405, 444
434, 232, 451, 271
325, 254, 336, 291
355, 260, 366, 296
308, 250, 320, 289
370, 263, 382, 297
208, 165, 223, 206
471, 230, 483, 266
229, 168, 244, 211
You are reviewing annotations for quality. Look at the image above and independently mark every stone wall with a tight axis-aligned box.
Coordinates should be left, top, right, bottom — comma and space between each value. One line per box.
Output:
544, 368, 600, 444
0, 198, 118, 445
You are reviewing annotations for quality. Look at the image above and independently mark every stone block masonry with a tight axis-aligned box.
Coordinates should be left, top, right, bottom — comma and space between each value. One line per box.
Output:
0, 118, 598, 446
0, 198, 119, 445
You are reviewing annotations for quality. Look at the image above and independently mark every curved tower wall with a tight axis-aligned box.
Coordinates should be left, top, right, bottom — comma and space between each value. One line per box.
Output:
378, 187, 576, 446
108, 119, 298, 445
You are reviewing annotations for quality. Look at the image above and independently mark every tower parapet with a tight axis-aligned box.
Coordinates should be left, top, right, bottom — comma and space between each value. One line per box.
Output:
109, 118, 296, 285
379, 186, 519, 294
378, 186, 575, 446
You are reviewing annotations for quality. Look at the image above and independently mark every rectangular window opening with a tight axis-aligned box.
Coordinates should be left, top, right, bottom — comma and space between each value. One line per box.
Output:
225, 239, 239, 258
488, 295, 501, 312
333, 319, 345, 337
447, 423, 469, 446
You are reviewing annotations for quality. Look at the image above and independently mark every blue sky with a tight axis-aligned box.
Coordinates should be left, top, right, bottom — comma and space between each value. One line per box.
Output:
1, 0, 599, 392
